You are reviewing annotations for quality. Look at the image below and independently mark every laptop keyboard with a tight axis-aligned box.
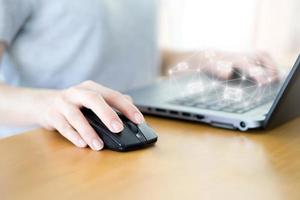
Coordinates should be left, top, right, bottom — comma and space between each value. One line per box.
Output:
169, 86, 278, 114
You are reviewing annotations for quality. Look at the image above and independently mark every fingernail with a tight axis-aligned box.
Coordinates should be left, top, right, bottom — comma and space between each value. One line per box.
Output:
77, 139, 87, 148
111, 120, 123, 132
92, 139, 103, 151
134, 112, 144, 124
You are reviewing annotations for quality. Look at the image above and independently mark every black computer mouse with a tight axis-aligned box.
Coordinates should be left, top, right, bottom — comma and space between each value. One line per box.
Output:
81, 108, 158, 152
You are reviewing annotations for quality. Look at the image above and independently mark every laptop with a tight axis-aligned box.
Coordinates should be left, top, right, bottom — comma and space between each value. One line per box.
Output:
128, 55, 300, 131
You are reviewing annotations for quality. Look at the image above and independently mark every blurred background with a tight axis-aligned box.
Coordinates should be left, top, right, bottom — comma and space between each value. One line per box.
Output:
0, 0, 298, 79
159, 0, 299, 68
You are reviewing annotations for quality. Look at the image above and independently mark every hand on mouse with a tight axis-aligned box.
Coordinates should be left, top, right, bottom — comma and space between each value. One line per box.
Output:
39, 80, 144, 151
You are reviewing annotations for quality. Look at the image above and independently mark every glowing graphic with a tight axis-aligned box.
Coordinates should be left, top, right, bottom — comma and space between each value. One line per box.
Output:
176, 62, 189, 71
223, 87, 243, 102
167, 50, 281, 113
216, 61, 233, 72
187, 81, 204, 94
204, 50, 216, 60
267, 77, 272, 83
249, 66, 264, 77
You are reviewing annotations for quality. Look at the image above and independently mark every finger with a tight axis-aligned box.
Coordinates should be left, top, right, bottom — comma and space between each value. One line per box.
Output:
232, 55, 268, 84
231, 56, 253, 75
59, 99, 104, 151
52, 112, 87, 148
78, 81, 143, 124
78, 81, 134, 103
103, 91, 145, 124
254, 53, 279, 82
66, 88, 124, 133
123, 94, 133, 103
231, 56, 268, 84
203, 63, 233, 80
246, 65, 268, 85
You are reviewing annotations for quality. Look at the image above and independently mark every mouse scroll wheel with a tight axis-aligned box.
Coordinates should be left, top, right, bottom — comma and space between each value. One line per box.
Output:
126, 121, 139, 133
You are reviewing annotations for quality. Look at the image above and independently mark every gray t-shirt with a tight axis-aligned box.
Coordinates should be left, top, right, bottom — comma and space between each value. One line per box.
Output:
0, 0, 159, 91
0, 0, 159, 136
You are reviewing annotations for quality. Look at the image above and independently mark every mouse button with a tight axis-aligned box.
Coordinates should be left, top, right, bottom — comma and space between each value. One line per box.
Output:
82, 108, 95, 119
87, 115, 107, 131
126, 121, 139, 133
134, 132, 147, 143
86, 118, 123, 147
115, 127, 141, 145
100, 132, 121, 149
138, 123, 158, 141
124, 123, 147, 143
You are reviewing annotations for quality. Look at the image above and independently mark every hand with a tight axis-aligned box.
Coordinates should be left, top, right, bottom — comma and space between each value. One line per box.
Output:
205, 51, 279, 84
39, 81, 144, 151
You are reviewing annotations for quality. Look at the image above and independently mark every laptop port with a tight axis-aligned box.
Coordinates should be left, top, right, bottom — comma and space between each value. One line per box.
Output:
195, 114, 204, 120
169, 110, 179, 115
211, 121, 235, 130
155, 108, 167, 113
240, 121, 246, 128
238, 121, 248, 131
182, 112, 191, 117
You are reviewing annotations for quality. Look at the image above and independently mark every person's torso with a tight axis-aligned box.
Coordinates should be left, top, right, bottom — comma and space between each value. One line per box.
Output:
2, 0, 159, 91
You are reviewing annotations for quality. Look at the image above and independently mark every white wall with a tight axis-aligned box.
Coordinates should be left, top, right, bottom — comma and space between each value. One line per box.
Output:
159, 0, 258, 51
159, 0, 299, 65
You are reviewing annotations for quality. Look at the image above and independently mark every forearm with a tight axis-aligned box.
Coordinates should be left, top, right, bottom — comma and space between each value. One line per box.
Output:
0, 83, 57, 126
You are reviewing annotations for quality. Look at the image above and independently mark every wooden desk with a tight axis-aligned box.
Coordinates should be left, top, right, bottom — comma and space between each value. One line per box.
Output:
1, 116, 300, 200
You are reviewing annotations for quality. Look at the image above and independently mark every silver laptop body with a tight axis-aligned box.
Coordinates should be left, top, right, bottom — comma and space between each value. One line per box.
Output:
128, 55, 300, 131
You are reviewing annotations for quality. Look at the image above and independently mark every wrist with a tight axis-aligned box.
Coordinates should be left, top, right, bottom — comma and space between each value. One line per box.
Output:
0, 83, 61, 127
29, 89, 60, 128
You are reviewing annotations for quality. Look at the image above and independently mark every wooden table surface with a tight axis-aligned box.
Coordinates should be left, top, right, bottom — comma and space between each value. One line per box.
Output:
1, 116, 300, 200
